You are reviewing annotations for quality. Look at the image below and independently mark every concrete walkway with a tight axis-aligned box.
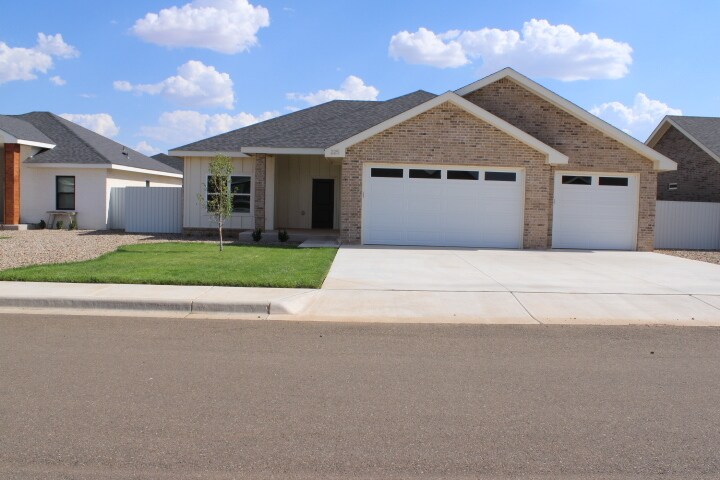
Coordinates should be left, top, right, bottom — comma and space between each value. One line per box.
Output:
2, 247, 720, 325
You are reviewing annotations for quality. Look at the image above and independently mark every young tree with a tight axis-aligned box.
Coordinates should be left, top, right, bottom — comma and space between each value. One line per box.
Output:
197, 155, 234, 251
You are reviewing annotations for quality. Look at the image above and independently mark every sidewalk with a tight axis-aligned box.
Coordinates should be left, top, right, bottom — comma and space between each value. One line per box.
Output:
1, 280, 720, 325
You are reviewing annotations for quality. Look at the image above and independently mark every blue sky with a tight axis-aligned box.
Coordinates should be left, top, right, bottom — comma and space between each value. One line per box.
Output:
1, 0, 717, 155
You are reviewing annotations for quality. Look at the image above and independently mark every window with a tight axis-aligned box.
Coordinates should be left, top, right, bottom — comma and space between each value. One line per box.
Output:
371, 168, 403, 178
56, 176, 75, 210
562, 175, 592, 185
447, 170, 479, 180
207, 175, 252, 213
484, 171, 516, 182
145, 180, 151, 187
598, 176, 629, 186
668, 183, 678, 191
409, 169, 441, 179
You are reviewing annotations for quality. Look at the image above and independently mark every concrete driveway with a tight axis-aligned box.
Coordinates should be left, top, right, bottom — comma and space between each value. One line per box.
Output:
294, 247, 720, 325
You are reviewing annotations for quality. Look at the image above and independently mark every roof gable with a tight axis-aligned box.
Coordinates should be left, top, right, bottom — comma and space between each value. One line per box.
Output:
455, 68, 676, 172
324, 92, 568, 165
0, 115, 55, 147
646, 116, 720, 164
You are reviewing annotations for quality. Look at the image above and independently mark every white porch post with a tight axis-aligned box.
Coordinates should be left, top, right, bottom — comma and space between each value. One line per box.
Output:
265, 155, 275, 230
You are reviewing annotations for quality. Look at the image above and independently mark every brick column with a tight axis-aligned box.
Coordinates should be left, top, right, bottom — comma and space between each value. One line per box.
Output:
4, 143, 21, 224
254, 154, 266, 229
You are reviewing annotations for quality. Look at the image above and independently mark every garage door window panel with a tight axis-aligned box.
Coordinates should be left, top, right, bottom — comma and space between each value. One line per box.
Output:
371, 168, 403, 178
447, 170, 479, 180
562, 175, 592, 185
409, 169, 441, 179
598, 177, 629, 186
485, 171, 517, 182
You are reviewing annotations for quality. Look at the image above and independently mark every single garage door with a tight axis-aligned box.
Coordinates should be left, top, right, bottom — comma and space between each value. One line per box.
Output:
552, 172, 638, 250
363, 165, 524, 248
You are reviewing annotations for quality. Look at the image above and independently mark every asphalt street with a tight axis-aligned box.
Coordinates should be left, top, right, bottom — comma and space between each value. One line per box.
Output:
1, 313, 719, 479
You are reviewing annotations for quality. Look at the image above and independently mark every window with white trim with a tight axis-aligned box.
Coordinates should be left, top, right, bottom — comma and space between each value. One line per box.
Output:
207, 175, 251, 213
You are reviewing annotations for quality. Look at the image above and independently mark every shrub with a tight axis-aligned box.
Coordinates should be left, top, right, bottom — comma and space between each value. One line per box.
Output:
69, 219, 78, 230
278, 229, 289, 242
56, 220, 64, 230
251, 227, 263, 242
38, 220, 46, 230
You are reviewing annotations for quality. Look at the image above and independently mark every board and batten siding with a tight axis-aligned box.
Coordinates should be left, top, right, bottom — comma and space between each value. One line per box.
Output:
655, 200, 720, 249
183, 156, 256, 230
274, 155, 341, 229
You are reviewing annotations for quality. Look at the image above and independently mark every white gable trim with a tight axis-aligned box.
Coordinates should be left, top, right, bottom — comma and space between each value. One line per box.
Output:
110, 164, 183, 178
324, 91, 569, 165
241, 147, 325, 155
24, 162, 182, 178
646, 116, 720, 165
455, 68, 677, 172
168, 150, 250, 158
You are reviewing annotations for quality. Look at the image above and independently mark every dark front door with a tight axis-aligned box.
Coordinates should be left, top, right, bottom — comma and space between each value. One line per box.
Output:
312, 179, 334, 229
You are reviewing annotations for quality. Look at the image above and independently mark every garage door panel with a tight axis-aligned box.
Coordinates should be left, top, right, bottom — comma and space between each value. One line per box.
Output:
363, 165, 523, 248
552, 173, 637, 250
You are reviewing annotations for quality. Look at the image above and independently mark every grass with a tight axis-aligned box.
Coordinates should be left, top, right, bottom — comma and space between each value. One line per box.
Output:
0, 242, 338, 288
0, 236, 9, 240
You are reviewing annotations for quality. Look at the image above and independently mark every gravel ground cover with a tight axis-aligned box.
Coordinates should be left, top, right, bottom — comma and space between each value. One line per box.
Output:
0, 230, 209, 270
656, 249, 720, 265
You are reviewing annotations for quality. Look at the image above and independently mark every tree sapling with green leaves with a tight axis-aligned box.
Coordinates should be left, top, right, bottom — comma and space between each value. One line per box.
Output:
197, 155, 234, 251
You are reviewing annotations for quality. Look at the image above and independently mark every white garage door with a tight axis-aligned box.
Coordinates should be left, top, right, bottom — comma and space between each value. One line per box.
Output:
552, 172, 638, 250
363, 165, 524, 248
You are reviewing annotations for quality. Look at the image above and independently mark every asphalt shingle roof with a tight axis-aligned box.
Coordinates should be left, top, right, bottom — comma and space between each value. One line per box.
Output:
174, 90, 437, 152
0, 115, 54, 144
668, 115, 720, 160
10, 112, 181, 175
152, 153, 184, 173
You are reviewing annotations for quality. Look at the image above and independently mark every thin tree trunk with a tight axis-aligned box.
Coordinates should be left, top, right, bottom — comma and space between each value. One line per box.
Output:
219, 222, 224, 251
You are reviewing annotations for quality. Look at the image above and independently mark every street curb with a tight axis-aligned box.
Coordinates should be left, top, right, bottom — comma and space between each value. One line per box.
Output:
0, 296, 193, 314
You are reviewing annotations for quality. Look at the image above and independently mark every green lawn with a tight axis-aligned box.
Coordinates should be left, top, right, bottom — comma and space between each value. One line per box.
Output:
0, 243, 338, 288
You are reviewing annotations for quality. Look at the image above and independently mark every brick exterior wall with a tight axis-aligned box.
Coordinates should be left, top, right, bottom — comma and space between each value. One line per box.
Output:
339, 78, 659, 250
254, 154, 266, 229
653, 126, 720, 202
341, 102, 549, 248
3, 143, 21, 224
462, 78, 657, 251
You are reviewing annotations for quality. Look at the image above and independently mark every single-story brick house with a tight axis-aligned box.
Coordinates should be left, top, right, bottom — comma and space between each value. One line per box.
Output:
171, 68, 676, 251
1, 112, 182, 230
646, 115, 720, 202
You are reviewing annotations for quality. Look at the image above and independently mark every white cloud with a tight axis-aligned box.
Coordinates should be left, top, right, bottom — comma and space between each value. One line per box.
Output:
60, 113, 120, 138
140, 109, 279, 144
0, 33, 78, 84
287, 76, 379, 106
591, 93, 682, 139
131, 0, 270, 54
389, 19, 633, 81
134, 141, 161, 155
49, 75, 66, 86
114, 60, 234, 109
79, 93, 97, 99
389, 28, 468, 68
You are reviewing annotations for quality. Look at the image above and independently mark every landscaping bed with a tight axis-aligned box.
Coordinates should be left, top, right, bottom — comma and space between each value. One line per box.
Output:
0, 242, 337, 288
656, 249, 720, 265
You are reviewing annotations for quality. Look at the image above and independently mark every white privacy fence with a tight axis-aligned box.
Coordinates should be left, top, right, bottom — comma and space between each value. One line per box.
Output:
655, 200, 720, 250
108, 187, 182, 234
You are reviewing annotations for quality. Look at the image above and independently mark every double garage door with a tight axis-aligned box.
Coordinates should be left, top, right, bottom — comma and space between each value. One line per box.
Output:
362, 165, 639, 250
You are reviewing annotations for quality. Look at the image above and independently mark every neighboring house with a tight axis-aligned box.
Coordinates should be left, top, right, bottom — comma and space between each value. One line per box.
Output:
152, 153, 184, 173
0, 112, 182, 230
646, 116, 720, 202
171, 68, 676, 251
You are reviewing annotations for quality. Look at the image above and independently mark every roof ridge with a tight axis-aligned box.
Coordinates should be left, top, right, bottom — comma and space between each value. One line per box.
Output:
43, 113, 111, 165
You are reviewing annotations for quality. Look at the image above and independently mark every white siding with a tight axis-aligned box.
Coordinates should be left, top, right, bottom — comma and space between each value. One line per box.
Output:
20, 165, 108, 229
125, 187, 183, 233
655, 200, 720, 250
183, 156, 255, 229
274, 155, 341, 229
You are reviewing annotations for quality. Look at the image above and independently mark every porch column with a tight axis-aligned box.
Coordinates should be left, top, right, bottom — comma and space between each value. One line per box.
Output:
4, 143, 21, 224
264, 155, 275, 230
253, 155, 266, 229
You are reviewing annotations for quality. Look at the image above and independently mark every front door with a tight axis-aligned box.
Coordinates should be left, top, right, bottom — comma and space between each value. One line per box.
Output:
312, 179, 334, 229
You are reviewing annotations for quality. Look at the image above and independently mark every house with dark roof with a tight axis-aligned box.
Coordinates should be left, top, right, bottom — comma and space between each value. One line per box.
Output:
1, 112, 182, 229
647, 116, 720, 202
171, 67, 676, 251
